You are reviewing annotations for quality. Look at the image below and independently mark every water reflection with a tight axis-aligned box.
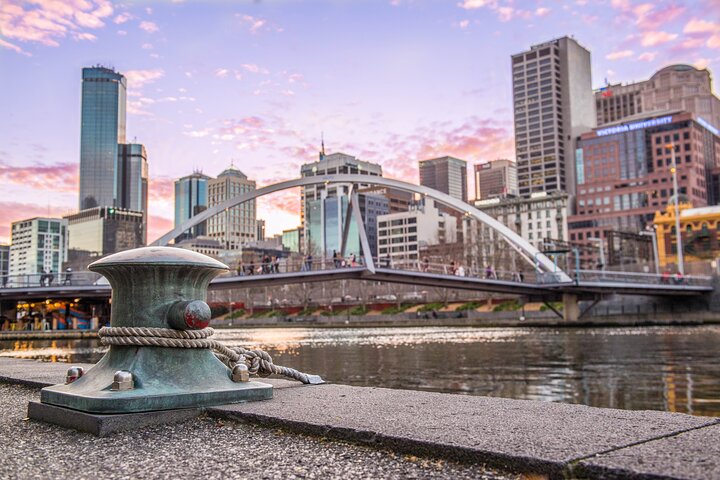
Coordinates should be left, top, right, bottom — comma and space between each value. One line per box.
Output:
1, 326, 719, 416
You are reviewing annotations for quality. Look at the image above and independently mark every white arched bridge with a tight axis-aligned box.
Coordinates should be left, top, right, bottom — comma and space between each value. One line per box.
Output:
1, 174, 714, 321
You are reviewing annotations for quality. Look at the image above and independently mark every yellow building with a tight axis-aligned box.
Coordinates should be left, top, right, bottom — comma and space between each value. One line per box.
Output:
654, 202, 720, 268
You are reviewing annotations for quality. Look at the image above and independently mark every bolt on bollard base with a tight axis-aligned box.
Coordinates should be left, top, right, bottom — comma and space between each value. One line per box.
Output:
29, 247, 272, 431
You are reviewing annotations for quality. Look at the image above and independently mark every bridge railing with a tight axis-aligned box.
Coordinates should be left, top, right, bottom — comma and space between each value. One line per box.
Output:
574, 269, 713, 287
0, 272, 106, 289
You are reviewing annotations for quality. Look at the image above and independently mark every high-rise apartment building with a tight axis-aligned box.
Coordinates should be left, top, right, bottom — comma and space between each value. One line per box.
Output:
596, 65, 720, 128
512, 36, 595, 196
9, 217, 68, 278
207, 166, 257, 251
79, 66, 127, 210
174, 172, 210, 241
474, 159, 518, 200
418, 156, 468, 202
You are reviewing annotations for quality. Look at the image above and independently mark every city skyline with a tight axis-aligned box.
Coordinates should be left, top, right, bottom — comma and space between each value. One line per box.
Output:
1, 0, 720, 244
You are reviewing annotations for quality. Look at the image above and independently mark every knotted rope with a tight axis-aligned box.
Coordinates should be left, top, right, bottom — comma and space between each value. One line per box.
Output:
98, 326, 322, 384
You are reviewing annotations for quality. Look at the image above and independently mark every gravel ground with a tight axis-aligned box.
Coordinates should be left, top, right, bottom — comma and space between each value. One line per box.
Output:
0, 384, 518, 480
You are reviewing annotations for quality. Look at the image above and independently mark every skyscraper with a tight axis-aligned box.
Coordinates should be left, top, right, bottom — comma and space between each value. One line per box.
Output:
511, 36, 595, 196
79, 66, 127, 210
418, 156, 468, 202
474, 159, 518, 200
207, 166, 257, 251
174, 172, 210, 241
117, 143, 148, 242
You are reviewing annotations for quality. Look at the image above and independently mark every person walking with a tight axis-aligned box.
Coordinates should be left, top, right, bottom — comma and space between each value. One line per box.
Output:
62, 267, 73, 285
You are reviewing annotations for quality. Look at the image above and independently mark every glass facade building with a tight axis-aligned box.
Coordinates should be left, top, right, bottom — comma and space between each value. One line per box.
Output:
79, 67, 127, 210
174, 172, 210, 241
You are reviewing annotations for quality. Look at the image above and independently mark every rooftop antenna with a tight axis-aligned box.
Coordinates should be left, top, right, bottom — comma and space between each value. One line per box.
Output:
319, 132, 326, 161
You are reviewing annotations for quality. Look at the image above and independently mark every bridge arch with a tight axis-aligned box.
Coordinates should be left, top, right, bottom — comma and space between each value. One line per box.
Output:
152, 174, 569, 280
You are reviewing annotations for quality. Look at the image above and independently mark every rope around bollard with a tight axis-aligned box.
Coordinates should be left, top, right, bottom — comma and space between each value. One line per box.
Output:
98, 326, 324, 385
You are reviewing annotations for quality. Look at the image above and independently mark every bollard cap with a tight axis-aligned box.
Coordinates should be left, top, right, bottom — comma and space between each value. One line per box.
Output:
89, 246, 228, 272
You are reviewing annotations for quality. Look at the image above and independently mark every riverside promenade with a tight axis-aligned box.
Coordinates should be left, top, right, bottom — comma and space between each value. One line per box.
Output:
1, 358, 718, 479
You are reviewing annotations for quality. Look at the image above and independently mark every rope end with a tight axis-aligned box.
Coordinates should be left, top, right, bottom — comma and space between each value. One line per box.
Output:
305, 374, 325, 385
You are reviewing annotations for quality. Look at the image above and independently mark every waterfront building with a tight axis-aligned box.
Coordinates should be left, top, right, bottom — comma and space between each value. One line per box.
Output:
568, 111, 720, 245
512, 36, 595, 196
174, 171, 210, 241
654, 202, 720, 269
418, 156, 468, 202
9, 217, 68, 279
474, 159, 518, 200
281, 227, 302, 253
469, 192, 569, 271
207, 166, 257, 252
64, 207, 144, 258
79, 66, 127, 210
377, 199, 457, 264
596, 65, 720, 128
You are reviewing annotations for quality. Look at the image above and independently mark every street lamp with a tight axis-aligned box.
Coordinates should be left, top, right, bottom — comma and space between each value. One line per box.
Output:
665, 143, 684, 275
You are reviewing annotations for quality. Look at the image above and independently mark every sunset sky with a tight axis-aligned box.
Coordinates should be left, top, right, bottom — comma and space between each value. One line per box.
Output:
1, 0, 719, 244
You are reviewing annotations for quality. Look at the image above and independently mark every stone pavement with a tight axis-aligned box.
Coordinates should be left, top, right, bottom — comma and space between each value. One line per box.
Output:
2, 358, 719, 479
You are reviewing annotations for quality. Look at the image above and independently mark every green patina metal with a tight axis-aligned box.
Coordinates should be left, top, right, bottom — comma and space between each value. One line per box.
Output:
40, 247, 272, 414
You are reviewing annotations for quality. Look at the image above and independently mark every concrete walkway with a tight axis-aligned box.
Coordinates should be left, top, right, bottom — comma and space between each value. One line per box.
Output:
1, 358, 718, 479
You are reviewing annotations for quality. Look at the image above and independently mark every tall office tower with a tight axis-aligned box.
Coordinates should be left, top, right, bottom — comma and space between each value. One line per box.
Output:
418, 156, 468, 202
512, 36, 596, 196
117, 143, 148, 242
474, 159, 518, 200
207, 166, 257, 251
174, 172, 210, 241
300, 152, 382, 226
79, 66, 127, 210
9, 218, 68, 278
595, 64, 720, 128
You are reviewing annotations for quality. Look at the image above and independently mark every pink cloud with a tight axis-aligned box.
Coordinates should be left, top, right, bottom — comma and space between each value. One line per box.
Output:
0, 161, 78, 193
535, 7, 551, 17
148, 177, 174, 202
139, 20, 158, 33
0, 0, 112, 51
683, 19, 719, 34
147, 215, 174, 244
636, 4, 685, 30
606, 49, 634, 60
640, 31, 678, 47
124, 68, 164, 88
235, 14, 282, 34
637, 52, 657, 61
0, 38, 31, 55
708, 34, 720, 49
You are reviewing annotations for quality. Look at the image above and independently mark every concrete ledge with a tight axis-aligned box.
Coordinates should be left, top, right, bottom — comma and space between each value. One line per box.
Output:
2, 357, 719, 479
27, 401, 201, 437
207, 384, 720, 478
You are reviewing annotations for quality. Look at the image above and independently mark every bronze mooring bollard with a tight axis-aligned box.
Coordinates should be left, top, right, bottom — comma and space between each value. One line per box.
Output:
37, 247, 272, 414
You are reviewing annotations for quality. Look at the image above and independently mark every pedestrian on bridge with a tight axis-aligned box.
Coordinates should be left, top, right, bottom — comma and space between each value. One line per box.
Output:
62, 268, 73, 285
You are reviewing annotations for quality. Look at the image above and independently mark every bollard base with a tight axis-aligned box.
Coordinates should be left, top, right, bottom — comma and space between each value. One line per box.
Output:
27, 401, 203, 436
38, 347, 274, 414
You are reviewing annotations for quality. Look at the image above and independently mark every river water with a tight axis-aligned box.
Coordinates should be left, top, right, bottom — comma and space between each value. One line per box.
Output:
2, 325, 719, 417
